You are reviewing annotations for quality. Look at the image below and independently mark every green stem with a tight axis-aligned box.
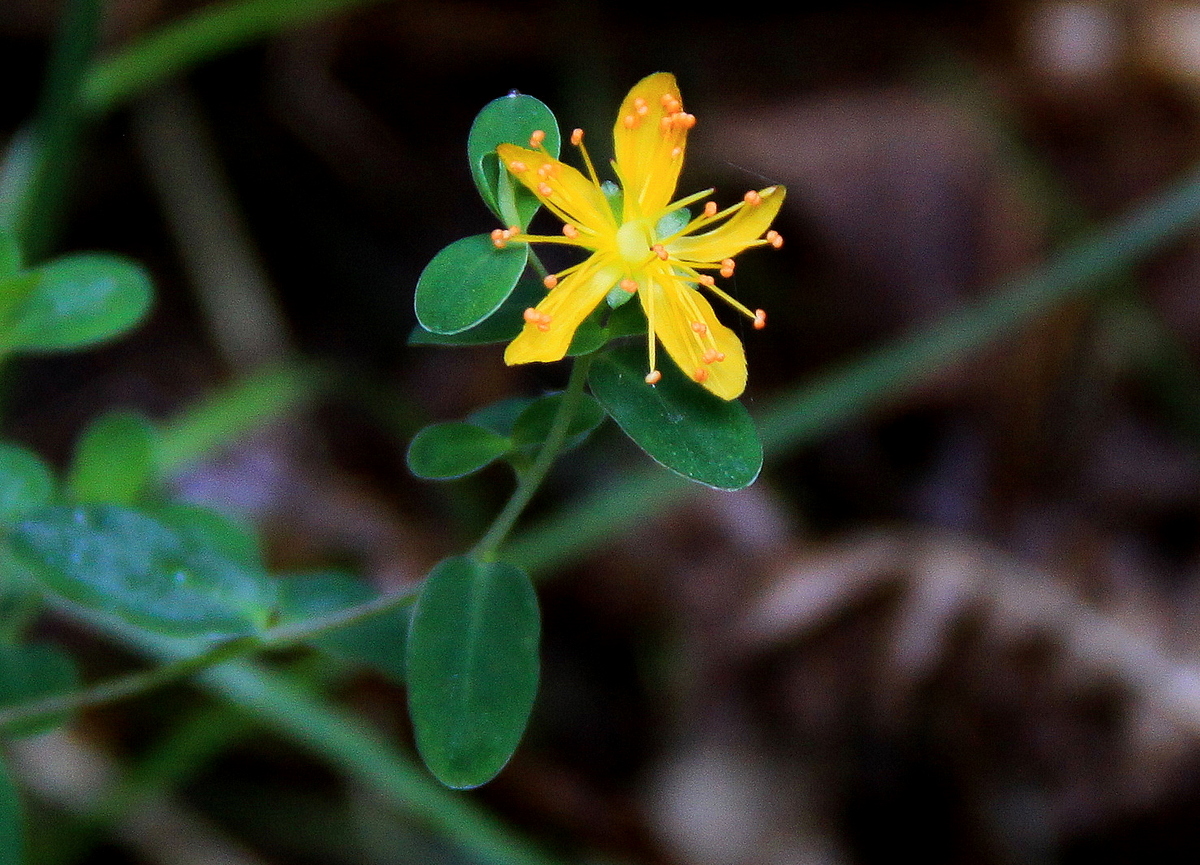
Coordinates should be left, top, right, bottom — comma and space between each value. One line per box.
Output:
80, 0, 392, 116
0, 635, 257, 734
473, 354, 593, 562
500, 157, 1200, 578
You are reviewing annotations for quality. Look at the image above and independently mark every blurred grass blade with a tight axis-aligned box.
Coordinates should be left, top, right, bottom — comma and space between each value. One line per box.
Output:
81, 0, 393, 115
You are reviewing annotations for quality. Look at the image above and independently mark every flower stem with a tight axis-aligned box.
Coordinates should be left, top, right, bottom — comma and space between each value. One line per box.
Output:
472, 353, 593, 562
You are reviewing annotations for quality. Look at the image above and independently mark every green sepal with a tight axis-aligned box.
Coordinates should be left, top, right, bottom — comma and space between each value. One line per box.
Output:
588, 343, 762, 490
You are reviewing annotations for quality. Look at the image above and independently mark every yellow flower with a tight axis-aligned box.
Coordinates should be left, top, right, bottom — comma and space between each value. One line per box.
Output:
492, 72, 785, 401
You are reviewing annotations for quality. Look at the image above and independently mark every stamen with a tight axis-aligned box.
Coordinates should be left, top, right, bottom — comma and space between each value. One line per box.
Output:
562, 224, 579, 238
623, 114, 638, 129
691, 321, 707, 334
652, 244, 669, 261
543, 275, 559, 289
660, 116, 672, 133
766, 230, 784, 248
634, 97, 649, 116
529, 129, 546, 148
537, 163, 553, 178
702, 348, 725, 364
620, 278, 638, 293
491, 228, 507, 249
693, 368, 709, 383
671, 146, 682, 159
537, 182, 553, 196
704, 201, 718, 218
754, 309, 767, 330
661, 93, 681, 114
645, 370, 662, 385
744, 190, 762, 206
523, 308, 540, 323
508, 160, 527, 173
537, 316, 552, 332
720, 259, 735, 278
697, 274, 715, 287
570, 128, 584, 146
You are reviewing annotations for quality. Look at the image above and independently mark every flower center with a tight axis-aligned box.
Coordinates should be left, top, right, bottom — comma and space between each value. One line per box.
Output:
614, 219, 655, 266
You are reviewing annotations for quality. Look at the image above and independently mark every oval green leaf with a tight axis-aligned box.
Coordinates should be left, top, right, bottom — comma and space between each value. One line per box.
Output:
277, 571, 411, 684
588, 344, 763, 490
406, 556, 540, 789
0, 643, 78, 737
511, 392, 605, 454
2, 253, 153, 352
468, 93, 560, 228
407, 422, 511, 480
414, 235, 528, 336
409, 272, 542, 347
11, 505, 276, 638
68, 411, 158, 504
0, 443, 54, 527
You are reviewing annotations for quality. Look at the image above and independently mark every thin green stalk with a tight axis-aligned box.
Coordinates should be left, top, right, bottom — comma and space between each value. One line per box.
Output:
500, 158, 1200, 578
80, 0, 393, 116
473, 354, 594, 562
15, 0, 102, 259
0, 635, 257, 734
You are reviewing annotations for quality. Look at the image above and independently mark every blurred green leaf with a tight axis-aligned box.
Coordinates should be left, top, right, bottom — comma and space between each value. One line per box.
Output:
0, 444, 55, 527
68, 411, 158, 504
408, 272, 542, 347
0, 642, 78, 737
467, 397, 537, 437
278, 571, 410, 684
0, 756, 21, 863
153, 503, 263, 571
414, 235, 528, 336
588, 344, 762, 490
407, 422, 511, 481
0, 233, 19, 280
1, 253, 152, 352
467, 93, 559, 228
406, 556, 539, 789
12, 505, 276, 638
511, 392, 605, 454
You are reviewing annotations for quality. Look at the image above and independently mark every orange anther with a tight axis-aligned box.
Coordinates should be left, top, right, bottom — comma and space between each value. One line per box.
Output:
682, 113, 696, 128
538, 182, 553, 196
537, 163, 553, 178
661, 94, 681, 114
653, 244, 669, 261
623, 114, 638, 129
543, 275, 559, 289
636, 105, 649, 117
490, 228, 504, 241
529, 129, 546, 148
766, 230, 783, 248
698, 274, 715, 287
570, 128, 584, 146
720, 264, 735, 278
660, 116, 673, 132
509, 225, 520, 235
671, 146, 682, 159
744, 190, 762, 206
694, 368, 709, 383
508, 160, 527, 173
492, 237, 506, 249
620, 278, 638, 293
645, 370, 662, 385
523, 308, 540, 323
691, 321, 708, 334
562, 224, 579, 238
704, 201, 718, 217
702, 348, 725, 364
753, 309, 767, 330
634, 97, 646, 108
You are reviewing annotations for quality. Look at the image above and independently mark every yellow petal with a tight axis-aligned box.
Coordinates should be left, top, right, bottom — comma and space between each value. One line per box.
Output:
612, 72, 689, 221
496, 144, 615, 233
668, 185, 786, 264
504, 255, 622, 365
643, 270, 747, 400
